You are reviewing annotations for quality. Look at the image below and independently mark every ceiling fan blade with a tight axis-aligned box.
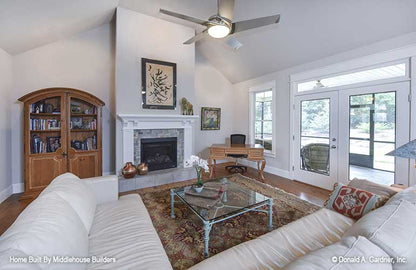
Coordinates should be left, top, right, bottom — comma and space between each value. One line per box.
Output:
232, 14, 280, 33
218, 0, 235, 21
159, 9, 207, 25
183, 30, 208, 44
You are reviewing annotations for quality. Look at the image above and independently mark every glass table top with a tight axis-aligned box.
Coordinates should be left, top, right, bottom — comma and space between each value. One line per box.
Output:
172, 176, 271, 222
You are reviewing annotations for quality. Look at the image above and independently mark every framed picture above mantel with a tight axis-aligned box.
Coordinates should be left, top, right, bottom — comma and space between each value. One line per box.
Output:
141, 58, 177, 110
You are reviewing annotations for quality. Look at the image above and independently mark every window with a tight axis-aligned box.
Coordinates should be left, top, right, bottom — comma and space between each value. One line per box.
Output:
297, 62, 407, 93
250, 83, 275, 155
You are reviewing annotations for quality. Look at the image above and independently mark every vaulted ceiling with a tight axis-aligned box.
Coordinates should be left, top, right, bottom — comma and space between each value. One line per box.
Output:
1, 0, 416, 83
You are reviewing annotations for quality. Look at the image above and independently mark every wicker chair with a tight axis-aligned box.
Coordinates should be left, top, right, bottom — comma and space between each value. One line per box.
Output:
300, 143, 330, 174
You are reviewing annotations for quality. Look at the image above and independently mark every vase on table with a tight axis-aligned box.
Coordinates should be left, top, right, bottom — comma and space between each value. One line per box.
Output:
185, 155, 210, 193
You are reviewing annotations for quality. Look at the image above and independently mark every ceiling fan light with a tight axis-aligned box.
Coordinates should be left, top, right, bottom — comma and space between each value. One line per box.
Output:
208, 24, 231, 38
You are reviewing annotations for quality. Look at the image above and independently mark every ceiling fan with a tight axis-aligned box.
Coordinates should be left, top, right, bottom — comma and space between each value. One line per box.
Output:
159, 0, 280, 44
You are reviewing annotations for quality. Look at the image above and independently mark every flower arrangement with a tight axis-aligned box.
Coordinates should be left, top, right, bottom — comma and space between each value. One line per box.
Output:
185, 155, 210, 187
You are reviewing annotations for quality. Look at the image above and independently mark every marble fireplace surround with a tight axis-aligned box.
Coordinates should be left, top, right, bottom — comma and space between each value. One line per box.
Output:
118, 114, 199, 167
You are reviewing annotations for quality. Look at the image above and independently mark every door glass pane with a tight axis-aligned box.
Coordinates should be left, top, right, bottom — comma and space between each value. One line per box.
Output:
300, 99, 330, 175
301, 99, 329, 137
349, 92, 395, 185
374, 92, 395, 142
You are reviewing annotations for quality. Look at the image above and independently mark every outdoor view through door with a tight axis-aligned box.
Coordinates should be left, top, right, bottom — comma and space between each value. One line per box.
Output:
300, 99, 331, 175
349, 92, 396, 185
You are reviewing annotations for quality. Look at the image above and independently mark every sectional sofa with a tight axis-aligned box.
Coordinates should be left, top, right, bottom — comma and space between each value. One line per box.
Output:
0, 173, 414, 270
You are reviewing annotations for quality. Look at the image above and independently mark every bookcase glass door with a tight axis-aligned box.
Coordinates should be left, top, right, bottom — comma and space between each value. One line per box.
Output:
29, 95, 64, 155
69, 97, 98, 152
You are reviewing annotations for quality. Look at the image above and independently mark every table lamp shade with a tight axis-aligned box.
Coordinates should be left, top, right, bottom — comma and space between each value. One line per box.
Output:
386, 139, 416, 159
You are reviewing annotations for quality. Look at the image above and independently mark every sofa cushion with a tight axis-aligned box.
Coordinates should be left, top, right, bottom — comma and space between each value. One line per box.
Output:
344, 200, 416, 270
283, 236, 393, 270
189, 208, 354, 270
386, 185, 416, 205
40, 172, 96, 232
348, 178, 397, 198
325, 184, 383, 220
0, 192, 89, 270
87, 194, 172, 270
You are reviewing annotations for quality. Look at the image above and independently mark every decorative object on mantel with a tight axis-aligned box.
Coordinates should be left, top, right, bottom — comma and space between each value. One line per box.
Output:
181, 97, 194, 115
201, 107, 221, 130
122, 162, 137, 179
185, 155, 210, 193
137, 163, 149, 175
141, 58, 177, 110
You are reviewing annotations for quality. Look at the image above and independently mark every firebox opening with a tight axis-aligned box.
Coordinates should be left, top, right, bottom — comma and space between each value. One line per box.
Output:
140, 137, 177, 172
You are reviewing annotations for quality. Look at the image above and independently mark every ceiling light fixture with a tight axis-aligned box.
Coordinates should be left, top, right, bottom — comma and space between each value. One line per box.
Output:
207, 15, 231, 39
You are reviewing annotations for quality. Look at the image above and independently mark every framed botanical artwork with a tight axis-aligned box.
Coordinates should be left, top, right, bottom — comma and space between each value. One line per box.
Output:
141, 58, 177, 110
201, 107, 221, 130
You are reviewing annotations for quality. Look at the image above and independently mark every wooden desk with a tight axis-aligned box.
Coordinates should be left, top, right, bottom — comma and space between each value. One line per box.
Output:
208, 143, 266, 180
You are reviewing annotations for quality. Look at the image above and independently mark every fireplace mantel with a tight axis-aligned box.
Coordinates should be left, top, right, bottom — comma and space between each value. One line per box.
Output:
118, 114, 199, 166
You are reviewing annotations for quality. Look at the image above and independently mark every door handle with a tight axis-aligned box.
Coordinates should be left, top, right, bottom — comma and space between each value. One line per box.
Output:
331, 145, 337, 149
62, 152, 68, 157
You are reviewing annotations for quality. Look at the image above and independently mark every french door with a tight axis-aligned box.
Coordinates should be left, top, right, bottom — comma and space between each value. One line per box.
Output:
294, 82, 410, 190
294, 92, 338, 190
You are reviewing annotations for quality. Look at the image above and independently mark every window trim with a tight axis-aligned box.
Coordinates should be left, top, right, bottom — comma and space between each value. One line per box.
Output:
249, 81, 276, 157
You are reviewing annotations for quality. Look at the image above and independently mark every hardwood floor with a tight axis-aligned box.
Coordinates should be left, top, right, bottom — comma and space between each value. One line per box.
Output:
0, 163, 330, 236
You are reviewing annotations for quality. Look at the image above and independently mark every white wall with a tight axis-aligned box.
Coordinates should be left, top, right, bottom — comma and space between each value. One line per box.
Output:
0, 48, 13, 202
115, 7, 195, 170
194, 51, 233, 159
11, 23, 116, 188
233, 32, 416, 176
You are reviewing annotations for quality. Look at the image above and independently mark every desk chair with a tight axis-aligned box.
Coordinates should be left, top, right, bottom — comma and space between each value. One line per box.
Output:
225, 134, 248, 173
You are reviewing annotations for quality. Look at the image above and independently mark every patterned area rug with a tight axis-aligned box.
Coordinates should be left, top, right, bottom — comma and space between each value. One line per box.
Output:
138, 174, 320, 270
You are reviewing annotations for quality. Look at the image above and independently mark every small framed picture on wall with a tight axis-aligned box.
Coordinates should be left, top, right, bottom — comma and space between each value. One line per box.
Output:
141, 58, 177, 110
201, 107, 221, 130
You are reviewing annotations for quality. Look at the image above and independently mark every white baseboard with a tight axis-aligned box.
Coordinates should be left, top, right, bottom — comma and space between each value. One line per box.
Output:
0, 185, 13, 203
103, 171, 116, 176
12, 183, 24, 194
240, 160, 291, 179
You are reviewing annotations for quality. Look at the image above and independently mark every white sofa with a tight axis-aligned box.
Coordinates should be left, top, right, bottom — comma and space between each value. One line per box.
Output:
0, 173, 172, 270
191, 185, 416, 270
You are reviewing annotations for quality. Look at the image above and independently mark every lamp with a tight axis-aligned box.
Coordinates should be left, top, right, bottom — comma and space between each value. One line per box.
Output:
386, 139, 416, 186
386, 139, 416, 161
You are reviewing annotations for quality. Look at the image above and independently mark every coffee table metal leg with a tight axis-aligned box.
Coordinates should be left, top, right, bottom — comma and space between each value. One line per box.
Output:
170, 189, 175, 218
268, 198, 273, 231
203, 221, 212, 258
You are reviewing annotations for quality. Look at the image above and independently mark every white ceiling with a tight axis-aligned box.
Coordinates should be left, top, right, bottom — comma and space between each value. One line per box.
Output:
1, 0, 416, 83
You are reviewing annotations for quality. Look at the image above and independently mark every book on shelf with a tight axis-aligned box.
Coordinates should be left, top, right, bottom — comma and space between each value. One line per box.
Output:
71, 135, 97, 151
30, 119, 60, 131
70, 118, 96, 130
31, 135, 46, 154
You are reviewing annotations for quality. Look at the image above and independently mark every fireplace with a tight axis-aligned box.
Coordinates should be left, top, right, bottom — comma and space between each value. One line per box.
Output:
141, 137, 177, 171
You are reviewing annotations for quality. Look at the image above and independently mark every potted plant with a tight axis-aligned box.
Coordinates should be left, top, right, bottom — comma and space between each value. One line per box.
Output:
185, 155, 210, 193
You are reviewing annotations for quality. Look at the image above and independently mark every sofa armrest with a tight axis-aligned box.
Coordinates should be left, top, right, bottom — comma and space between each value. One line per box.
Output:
83, 175, 118, 204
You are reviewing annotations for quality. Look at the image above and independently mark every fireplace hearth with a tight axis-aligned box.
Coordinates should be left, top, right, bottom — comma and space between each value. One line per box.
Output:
141, 137, 177, 171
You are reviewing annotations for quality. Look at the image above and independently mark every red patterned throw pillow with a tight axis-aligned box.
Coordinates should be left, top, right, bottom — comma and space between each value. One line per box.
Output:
325, 184, 381, 220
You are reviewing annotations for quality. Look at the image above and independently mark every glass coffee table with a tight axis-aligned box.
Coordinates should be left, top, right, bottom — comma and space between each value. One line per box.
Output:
170, 176, 273, 258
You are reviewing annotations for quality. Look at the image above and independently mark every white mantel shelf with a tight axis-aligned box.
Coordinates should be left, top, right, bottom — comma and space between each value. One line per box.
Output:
117, 114, 199, 166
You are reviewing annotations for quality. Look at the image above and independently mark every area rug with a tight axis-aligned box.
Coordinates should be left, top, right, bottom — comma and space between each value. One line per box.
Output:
138, 174, 321, 270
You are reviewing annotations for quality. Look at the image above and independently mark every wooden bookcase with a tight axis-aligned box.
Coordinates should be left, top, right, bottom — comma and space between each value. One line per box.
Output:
19, 88, 105, 198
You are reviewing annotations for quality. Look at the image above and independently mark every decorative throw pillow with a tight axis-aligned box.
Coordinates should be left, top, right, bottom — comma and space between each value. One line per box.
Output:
325, 184, 382, 220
